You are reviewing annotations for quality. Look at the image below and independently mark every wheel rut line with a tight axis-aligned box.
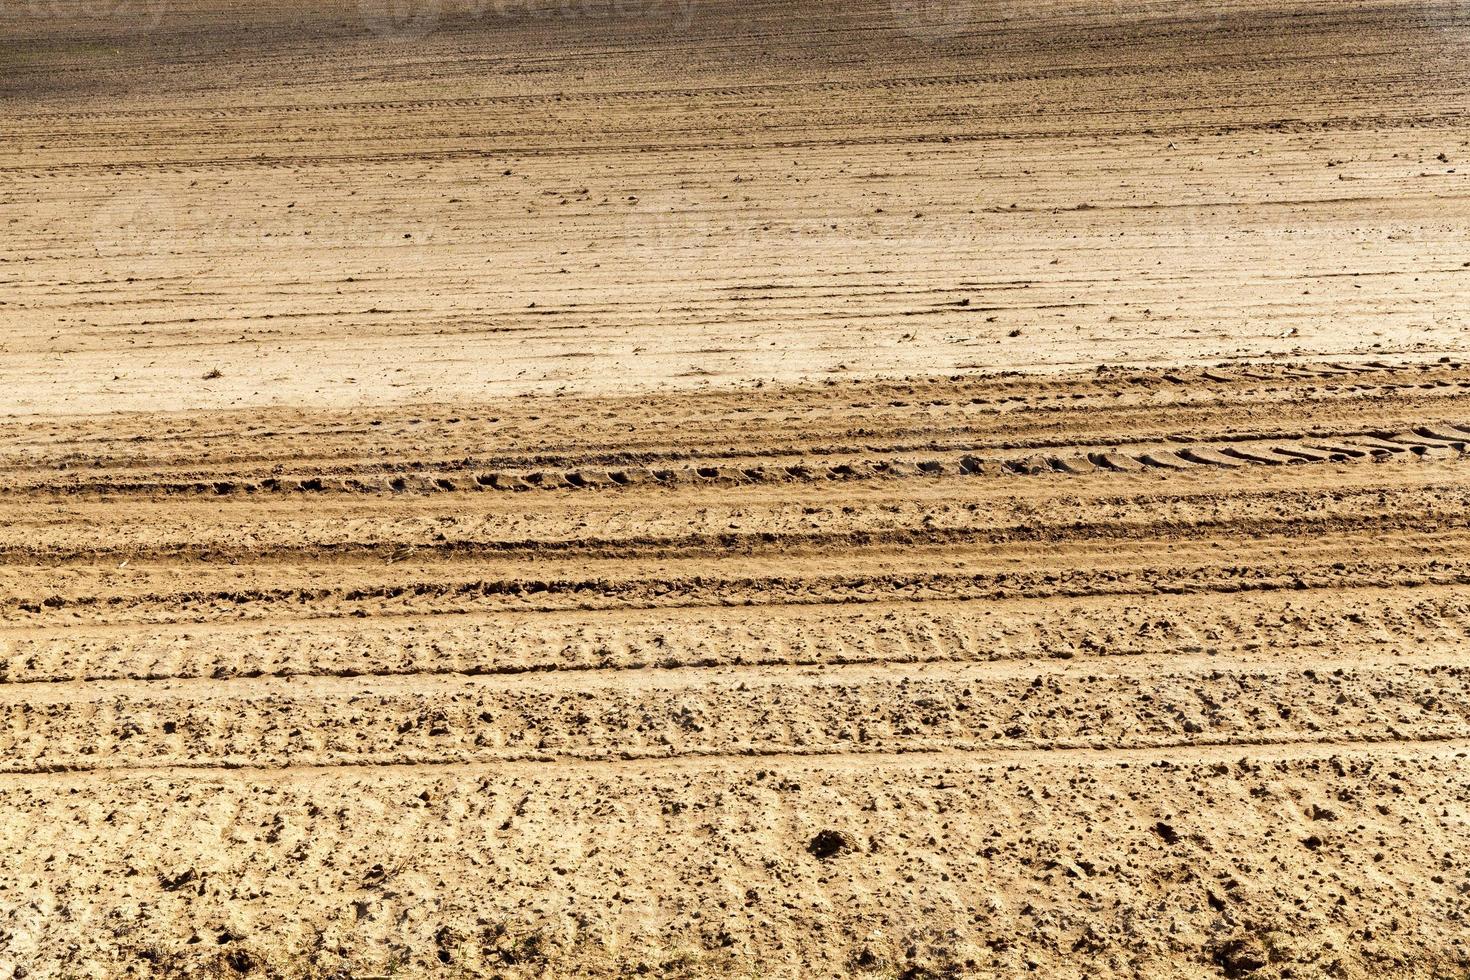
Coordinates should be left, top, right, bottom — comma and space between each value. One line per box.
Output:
3, 645, 1464, 703
5, 368, 1466, 464
13, 561, 1470, 625
5, 578, 1467, 640
8, 422, 1466, 497
6, 510, 1468, 566
7, 415, 1463, 474
6, 734, 1468, 783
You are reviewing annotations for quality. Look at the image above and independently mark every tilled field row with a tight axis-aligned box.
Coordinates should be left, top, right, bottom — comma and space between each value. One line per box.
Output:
4, 652, 1469, 774
0, 584, 1467, 683
6, 362, 1470, 978
5, 367, 1469, 770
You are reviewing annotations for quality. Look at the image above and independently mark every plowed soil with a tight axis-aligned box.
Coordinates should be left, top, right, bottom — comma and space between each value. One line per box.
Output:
3, 0, 1470, 978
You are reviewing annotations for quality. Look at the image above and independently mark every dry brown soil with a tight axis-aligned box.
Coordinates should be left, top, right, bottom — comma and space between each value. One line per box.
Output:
3, 0, 1470, 977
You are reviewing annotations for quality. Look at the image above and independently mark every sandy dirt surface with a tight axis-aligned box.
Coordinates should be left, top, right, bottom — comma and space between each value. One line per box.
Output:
4, 0, 1470, 414
4, 0, 1470, 978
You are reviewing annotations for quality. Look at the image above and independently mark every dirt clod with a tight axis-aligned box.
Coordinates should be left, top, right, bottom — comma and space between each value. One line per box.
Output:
808, 830, 856, 860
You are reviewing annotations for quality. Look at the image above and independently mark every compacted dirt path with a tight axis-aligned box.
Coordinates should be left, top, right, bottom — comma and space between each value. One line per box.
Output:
4, 0, 1470, 977
4, 0, 1470, 414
